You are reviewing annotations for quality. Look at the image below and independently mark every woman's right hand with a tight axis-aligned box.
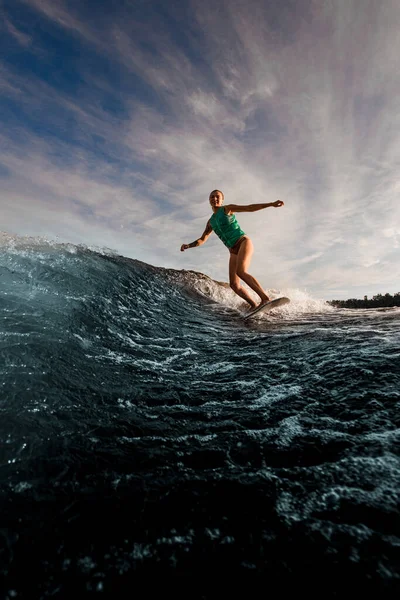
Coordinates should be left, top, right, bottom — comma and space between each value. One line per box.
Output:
180, 244, 189, 252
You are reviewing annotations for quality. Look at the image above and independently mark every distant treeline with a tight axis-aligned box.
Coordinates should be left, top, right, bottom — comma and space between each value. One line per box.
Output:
328, 293, 400, 309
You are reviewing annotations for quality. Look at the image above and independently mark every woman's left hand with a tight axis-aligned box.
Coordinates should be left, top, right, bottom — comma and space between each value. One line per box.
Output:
272, 200, 284, 207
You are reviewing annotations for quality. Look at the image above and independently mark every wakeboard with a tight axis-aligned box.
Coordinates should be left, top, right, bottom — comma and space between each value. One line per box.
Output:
243, 296, 290, 320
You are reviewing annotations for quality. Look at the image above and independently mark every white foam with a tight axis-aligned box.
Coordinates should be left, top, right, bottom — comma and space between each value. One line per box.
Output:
0, 231, 117, 257
181, 271, 333, 317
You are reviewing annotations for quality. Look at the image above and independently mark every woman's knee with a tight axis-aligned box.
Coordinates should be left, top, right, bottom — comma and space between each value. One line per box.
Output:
230, 281, 241, 293
236, 268, 247, 279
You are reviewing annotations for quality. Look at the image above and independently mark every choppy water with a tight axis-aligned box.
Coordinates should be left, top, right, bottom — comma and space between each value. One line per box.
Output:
1, 233, 399, 597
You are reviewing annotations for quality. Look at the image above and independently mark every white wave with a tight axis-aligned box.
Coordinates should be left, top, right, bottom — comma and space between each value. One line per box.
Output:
176, 269, 333, 317
0, 231, 117, 257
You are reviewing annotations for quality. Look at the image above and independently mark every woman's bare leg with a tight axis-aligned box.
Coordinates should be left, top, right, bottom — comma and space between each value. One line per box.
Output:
229, 252, 257, 307
236, 238, 270, 305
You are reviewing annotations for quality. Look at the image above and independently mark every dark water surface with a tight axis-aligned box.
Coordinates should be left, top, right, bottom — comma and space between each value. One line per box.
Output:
1, 235, 399, 597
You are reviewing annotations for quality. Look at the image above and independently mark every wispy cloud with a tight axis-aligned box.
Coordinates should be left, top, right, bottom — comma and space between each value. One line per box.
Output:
1, 0, 400, 297
20, 0, 96, 43
4, 17, 32, 47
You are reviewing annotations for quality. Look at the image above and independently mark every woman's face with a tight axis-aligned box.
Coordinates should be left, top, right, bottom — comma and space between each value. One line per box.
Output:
209, 191, 224, 209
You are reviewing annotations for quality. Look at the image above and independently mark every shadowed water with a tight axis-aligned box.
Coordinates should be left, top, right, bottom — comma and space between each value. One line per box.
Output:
1, 233, 399, 597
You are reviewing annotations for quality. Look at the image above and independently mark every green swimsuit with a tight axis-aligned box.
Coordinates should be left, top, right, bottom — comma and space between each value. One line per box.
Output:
209, 207, 246, 249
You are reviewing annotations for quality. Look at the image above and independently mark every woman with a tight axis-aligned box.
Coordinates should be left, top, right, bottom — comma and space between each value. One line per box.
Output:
180, 189, 284, 309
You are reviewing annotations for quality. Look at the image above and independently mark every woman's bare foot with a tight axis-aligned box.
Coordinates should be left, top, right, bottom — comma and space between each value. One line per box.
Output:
247, 301, 257, 310
257, 295, 270, 307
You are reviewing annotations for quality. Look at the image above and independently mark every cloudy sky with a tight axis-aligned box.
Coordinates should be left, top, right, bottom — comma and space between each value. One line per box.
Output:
1, 0, 400, 299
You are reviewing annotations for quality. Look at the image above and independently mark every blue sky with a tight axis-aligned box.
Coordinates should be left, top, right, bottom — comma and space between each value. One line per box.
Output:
1, 0, 400, 299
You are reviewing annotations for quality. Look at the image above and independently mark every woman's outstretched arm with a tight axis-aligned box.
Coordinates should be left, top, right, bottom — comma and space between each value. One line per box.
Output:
180, 220, 213, 251
224, 200, 284, 214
